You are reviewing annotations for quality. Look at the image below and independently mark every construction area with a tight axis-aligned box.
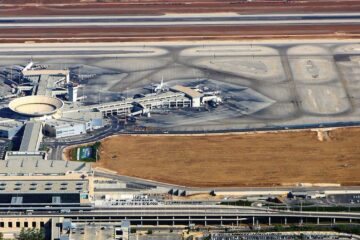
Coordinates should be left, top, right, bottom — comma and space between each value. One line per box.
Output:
91, 127, 360, 187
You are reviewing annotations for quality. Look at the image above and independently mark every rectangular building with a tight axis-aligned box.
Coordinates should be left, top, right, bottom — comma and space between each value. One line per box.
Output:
19, 122, 43, 152
44, 111, 103, 138
170, 85, 203, 107
44, 121, 86, 138
0, 122, 23, 139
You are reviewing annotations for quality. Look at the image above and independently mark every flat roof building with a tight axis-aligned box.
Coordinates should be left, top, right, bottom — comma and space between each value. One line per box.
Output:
19, 122, 43, 153
171, 85, 203, 107
0, 121, 23, 139
0, 190, 91, 210
5, 151, 46, 161
0, 158, 91, 176
0, 179, 88, 194
44, 111, 103, 138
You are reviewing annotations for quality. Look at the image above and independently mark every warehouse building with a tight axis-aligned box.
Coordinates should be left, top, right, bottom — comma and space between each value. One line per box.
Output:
44, 111, 103, 138
44, 121, 86, 138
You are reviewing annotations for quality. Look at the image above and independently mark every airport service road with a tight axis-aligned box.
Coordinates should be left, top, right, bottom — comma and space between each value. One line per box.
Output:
2, 207, 360, 222
1, 13, 360, 28
94, 171, 360, 194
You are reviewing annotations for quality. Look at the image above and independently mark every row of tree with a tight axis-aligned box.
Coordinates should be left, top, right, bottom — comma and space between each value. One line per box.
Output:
0, 228, 44, 240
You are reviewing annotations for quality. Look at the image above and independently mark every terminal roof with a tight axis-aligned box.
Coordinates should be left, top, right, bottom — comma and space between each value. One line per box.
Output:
0, 159, 91, 175
22, 69, 69, 76
19, 122, 43, 152
171, 85, 203, 98
0, 179, 88, 194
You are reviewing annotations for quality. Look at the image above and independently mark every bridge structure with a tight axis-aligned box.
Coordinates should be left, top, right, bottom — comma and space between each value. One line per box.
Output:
1, 206, 359, 227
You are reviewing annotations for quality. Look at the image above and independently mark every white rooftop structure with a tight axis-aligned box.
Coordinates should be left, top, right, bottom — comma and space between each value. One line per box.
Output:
0, 179, 88, 194
0, 120, 23, 139
171, 85, 203, 107
19, 122, 43, 152
0, 159, 91, 176
171, 85, 203, 98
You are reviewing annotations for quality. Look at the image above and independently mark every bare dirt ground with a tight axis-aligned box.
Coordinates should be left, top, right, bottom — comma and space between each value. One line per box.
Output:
1, 0, 360, 16
1, 24, 359, 43
88, 128, 360, 187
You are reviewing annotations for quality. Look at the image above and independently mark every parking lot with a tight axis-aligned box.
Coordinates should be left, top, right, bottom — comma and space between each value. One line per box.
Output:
211, 232, 354, 240
327, 194, 360, 204
69, 223, 114, 240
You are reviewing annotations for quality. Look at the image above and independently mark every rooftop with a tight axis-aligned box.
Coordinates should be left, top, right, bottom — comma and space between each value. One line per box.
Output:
0, 120, 23, 130
0, 179, 88, 194
19, 122, 43, 152
22, 69, 69, 76
5, 151, 46, 161
0, 159, 91, 175
171, 85, 203, 98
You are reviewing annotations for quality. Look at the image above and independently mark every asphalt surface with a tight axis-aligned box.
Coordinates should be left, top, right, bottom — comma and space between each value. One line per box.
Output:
94, 171, 360, 194
45, 116, 121, 160
1, 13, 360, 28
1, 206, 359, 220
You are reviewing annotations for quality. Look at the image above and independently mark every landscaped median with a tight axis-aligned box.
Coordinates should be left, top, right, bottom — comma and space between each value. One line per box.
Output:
68, 142, 101, 162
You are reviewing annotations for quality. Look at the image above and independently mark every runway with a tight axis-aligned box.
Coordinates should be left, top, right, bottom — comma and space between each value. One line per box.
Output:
1, 13, 360, 28
1, 0, 360, 18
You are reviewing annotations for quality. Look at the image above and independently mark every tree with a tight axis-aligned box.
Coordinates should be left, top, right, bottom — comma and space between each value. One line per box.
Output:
18, 228, 45, 240
0, 232, 3, 240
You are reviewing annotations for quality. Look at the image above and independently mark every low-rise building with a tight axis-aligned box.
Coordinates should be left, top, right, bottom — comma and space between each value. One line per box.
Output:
19, 121, 43, 152
44, 111, 104, 138
44, 121, 86, 138
0, 158, 92, 176
170, 85, 203, 107
0, 159, 93, 211
288, 190, 326, 199
114, 220, 130, 240
0, 121, 23, 139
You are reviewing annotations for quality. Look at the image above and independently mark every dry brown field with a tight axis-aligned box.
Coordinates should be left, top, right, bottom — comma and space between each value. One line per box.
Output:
90, 128, 360, 187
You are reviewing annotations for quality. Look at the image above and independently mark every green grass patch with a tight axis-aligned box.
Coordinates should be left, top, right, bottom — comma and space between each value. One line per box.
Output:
70, 142, 101, 162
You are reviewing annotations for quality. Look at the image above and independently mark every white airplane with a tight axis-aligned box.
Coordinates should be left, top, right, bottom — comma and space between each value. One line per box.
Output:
146, 77, 168, 93
12, 60, 46, 73
22, 61, 34, 72
153, 78, 165, 92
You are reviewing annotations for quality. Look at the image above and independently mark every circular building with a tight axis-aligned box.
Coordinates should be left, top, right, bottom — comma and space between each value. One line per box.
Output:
9, 95, 64, 117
